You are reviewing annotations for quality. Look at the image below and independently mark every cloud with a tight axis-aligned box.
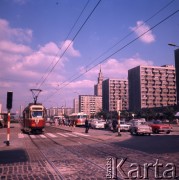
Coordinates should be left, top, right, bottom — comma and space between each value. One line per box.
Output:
0, 18, 81, 94
59, 40, 81, 57
0, 19, 32, 43
80, 55, 154, 80
130, 21, 155, 43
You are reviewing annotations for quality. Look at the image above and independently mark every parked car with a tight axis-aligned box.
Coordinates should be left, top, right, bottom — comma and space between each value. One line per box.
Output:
106, 119, 130, 132
129, 119, 152, 135
90, 119, 106, 129
148, 120, 172, 134
120, 120, 131, 131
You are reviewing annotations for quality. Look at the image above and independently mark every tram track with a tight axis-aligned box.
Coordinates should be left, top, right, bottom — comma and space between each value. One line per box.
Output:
43, 126, 171, 179
27, 131, 107, 179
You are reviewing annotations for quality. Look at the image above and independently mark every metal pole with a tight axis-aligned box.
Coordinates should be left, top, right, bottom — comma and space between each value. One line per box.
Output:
118, 111, 121, 136
6, 111, 10, 146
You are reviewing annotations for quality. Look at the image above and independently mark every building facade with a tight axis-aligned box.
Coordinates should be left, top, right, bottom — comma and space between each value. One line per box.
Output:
73, 98, 79, 113
79, 95, 102, 116
175, 49, 179, 110
102, 79, 128, 112
128, 65, 177, 111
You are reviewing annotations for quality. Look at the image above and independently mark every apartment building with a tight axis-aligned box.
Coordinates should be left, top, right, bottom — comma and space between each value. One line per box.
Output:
128, 65, 176, 111
102, 79, 128, 112
79, 95, 102, 116
175, 49, 179, 110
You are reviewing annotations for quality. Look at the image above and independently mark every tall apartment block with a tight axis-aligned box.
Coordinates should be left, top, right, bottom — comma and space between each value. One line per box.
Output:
102, 79, 128, 112
128, 65, 176, 112
79, 95, 102, 116
175, 49, 179, 110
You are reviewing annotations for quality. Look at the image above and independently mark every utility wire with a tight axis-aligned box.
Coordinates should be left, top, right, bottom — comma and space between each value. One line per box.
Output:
36, 0, 90, 87
37, 0, 101, 89
51, 0, 176, 91
42, 10, 179, 103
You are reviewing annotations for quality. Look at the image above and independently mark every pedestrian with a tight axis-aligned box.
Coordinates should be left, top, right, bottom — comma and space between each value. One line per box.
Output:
112, 119, 117, 133
85, 117, 89, 133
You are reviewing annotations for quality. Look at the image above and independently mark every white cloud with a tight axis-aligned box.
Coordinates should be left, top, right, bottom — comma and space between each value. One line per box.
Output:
80, 55, 154, 80
0, 19, 32, 43
130, 21, 155, 43
59, 40, 81, 57
0, 40, 32, 54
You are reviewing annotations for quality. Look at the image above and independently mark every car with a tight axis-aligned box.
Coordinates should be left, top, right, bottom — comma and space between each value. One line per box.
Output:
129, 119, 152, 135
120, 120, 131, 131
106, 119, 130, 132
90, 119, 106, 129
148, 120, 172, 134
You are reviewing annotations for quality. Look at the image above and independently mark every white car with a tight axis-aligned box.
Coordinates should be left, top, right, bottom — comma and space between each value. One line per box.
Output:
120, 121, 130, 131
90, 119, 106, 129
129, 119, 152, 135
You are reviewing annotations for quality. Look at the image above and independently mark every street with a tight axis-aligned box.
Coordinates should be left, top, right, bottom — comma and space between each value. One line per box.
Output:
0, 123, 179, 179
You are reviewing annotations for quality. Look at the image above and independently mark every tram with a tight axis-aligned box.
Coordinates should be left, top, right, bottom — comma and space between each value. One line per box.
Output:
21, 89, 46, 134
69, 112, 88, 126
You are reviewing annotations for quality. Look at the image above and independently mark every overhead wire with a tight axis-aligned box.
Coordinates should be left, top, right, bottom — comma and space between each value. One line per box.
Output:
50, 0, 176, 91
37, 0, 101, 89
42, 9, 179, 103
35, 0, 90, 88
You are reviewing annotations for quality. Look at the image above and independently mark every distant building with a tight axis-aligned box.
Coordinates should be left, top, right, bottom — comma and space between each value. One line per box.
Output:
102, 79, 128, 112
175, 49, 179, 110
79, 95, 102, 116
73, 98, 79, 113
128, 65, 176, 111
94, 66, 103, 96
47, 107, 73, 117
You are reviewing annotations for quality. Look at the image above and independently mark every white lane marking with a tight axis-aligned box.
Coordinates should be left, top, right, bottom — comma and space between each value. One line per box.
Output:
64, 133, 78, 137
40, 134, 47, 138
30, 135, 36, 139
57, 133, 68, 137
18, 133, 25, 138
73, 132, 89, 136
46, 133, 57, 138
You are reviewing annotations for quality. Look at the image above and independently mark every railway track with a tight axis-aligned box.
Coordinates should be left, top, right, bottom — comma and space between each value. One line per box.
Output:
23, 126, 171, 179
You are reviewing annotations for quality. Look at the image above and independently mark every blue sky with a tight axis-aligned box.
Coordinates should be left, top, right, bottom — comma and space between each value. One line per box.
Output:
0, 0, 179, 113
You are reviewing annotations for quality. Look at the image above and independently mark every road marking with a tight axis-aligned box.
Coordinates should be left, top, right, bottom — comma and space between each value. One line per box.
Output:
64, 133, 78, 137
18, 133, 25, 138
73, 132, 89, 136
40, 134, 47, 138
46, 133, 57, 138
57, 133, 68, 137
30, 135, 36, 139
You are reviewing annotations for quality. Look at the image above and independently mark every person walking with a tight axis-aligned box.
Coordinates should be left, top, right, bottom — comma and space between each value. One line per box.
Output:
112, 119, 117, 133
85, 117, 89, 133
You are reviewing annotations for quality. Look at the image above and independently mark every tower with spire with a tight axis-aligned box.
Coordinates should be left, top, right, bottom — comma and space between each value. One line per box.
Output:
94, 66, 103, 96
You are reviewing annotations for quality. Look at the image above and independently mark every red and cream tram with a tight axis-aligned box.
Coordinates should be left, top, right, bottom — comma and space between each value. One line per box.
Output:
69, 112, 88, 126
22, 103, 46, 134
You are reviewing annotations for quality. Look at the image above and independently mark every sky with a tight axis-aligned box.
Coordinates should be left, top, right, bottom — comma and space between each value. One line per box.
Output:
0, 0, 179, 114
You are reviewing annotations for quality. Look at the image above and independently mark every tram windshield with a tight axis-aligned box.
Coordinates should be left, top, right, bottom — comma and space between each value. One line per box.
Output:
31, 111, 43, 118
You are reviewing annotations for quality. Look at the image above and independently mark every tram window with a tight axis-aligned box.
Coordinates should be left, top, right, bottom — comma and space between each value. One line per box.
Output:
32, 111, 43, 117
